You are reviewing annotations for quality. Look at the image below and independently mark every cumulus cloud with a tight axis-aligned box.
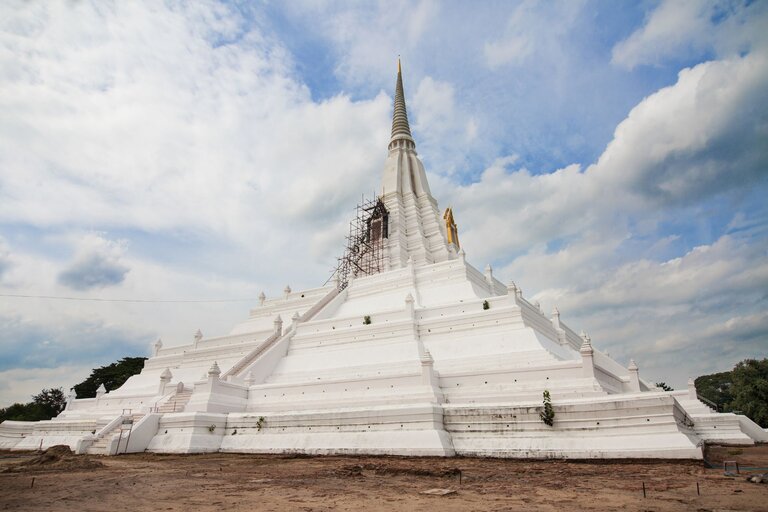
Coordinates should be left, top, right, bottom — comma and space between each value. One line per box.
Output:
594, 54, 768, 206
612, 0, 768, 69
0, 1, 392, 284
441, 48, 768, 266
58, 234, 129, 290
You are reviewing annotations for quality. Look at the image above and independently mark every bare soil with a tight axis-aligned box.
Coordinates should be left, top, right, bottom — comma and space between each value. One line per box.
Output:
1, 444, 767, 511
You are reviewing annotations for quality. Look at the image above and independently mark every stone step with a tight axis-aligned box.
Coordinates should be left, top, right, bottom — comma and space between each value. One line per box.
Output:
156, 391, 193, 413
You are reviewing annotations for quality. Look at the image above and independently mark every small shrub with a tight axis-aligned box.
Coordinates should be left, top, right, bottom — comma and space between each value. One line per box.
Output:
363, 315, 371, 325
208, 424, 216, 433
257, 416, 266, 431
482, 300, 490, 310
540, 390, 555, 426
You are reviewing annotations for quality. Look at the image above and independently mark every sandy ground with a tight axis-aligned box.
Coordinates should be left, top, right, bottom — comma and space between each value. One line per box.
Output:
1, 445, 767, 511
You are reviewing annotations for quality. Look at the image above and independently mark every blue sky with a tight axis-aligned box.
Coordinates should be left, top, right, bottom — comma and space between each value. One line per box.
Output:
0, 0, 766, 404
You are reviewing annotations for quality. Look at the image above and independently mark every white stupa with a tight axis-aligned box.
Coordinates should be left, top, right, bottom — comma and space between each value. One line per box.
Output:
2, 63, 765, 458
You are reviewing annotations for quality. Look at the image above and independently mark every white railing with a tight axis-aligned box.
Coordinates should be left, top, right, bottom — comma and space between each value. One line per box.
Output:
223, 287, 340, 380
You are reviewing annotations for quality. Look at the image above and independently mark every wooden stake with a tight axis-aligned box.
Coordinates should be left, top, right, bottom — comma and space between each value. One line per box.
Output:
642, 481, 646, 498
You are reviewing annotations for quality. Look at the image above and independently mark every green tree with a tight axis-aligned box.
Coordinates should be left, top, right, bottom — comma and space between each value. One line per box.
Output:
729, 359, 768, 428
695, 358, 768, 427
32, 388, 66, 417
73, 356, 147, 398
695, 370, 733, 410
0, 387, 66, 422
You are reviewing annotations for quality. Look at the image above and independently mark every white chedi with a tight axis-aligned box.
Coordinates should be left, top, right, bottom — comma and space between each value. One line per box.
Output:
2, 63, 765, 458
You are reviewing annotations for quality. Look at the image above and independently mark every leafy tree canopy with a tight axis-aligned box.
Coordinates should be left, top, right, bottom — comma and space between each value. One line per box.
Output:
0, 387, 66, 422
73, 357, 147, 398
695, 358, 768, 428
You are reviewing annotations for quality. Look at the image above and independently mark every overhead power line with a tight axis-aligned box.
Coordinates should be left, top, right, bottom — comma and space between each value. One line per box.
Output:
0, 293, 258, 304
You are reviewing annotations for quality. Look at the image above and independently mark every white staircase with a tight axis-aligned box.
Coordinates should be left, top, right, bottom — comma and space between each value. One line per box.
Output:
156, 389, 193, 413
86, 413, 145, 455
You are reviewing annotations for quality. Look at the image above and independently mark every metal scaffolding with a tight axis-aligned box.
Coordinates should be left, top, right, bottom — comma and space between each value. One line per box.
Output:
328, 195, 389, 290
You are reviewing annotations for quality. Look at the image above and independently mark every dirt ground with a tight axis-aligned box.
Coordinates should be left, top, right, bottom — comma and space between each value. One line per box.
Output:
1, 444, 767, 511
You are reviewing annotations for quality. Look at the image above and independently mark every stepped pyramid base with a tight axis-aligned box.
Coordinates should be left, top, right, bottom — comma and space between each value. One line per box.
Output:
3, 63, 765, 458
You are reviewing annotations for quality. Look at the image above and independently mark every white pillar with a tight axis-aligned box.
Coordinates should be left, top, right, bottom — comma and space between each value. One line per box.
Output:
274, 315, 283, 336
687, 377, 697, 399
65, 388, 77, 410
551, 307, 568, 347
484, 264, 494, 292
194, 329, 203, 348
420, 350, 439, 386
258, 291, 266, 306
153, 337, 163, 356
580, 332, 594, 379
96, 383, 107, 400
159, 368, 172, 394
507, 281, 520, 306
207, 361, 221, 381
283, 285, 291, 299
628, 359, 641, 392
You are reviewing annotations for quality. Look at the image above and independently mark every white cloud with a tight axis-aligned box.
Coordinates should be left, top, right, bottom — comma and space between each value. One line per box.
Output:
483, 0, 583, 69
612, 0, 768, 69
411, 77, 478, 175
280, 0, 439, 90
0, 366, 93, 405
441, 49, 768, 269
593, 53, 768, 205
58, 234, 129, 290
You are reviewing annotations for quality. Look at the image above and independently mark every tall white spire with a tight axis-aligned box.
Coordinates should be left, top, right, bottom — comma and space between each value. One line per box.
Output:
380, 60, 452, 269
389, 58, 414, 150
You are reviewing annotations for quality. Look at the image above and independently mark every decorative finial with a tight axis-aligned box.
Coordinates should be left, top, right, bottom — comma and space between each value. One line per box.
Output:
552, 306, 560, 317
628, 359, 638, 371
194, 329, 203, 342
208, 361, 221, 378
160, 368, 172, 381
258, 291, 266, 306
